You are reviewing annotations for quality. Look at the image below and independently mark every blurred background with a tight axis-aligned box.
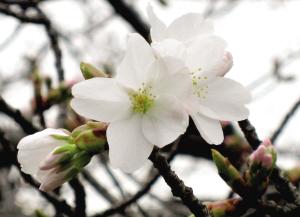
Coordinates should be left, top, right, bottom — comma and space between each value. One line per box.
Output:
0, 0, 299, 216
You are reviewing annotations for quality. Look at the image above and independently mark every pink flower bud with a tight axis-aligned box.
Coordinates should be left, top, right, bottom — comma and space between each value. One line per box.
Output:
249, 139, 276, 170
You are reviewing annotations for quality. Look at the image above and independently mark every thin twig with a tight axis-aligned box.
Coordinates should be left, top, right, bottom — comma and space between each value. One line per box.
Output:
0, 3, 65, 82
82, 170, 119, 204
0, 97, 39, 134
271, 97, 300, 143
99, 155, 126, 199
92, 140, 180, 217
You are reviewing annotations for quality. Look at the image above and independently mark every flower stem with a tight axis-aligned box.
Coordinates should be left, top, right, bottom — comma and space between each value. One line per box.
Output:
148, 147, 211, 217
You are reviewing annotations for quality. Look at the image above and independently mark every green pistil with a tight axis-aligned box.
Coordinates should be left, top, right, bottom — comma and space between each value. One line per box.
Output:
130, 87, 155, 114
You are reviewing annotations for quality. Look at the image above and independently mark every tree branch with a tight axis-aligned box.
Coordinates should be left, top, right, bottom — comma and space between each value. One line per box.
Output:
238, 119, 261, 149
0, 97, 39, 134
69, 178, 87, 217
149, 147, 210, 217
105, 0, 150, 40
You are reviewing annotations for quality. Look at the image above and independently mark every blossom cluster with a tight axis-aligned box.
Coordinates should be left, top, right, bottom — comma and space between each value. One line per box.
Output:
71, 6, 250, 172
17, 5, 251, 190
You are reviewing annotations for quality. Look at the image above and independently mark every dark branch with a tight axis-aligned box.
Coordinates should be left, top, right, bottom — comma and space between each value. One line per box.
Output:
69, 178, 87, 217
0, 97, 39, 134
238, 119, 261, 149
271, 97, 300, 143
105, 0, 150, 40
149, 147, 210, 217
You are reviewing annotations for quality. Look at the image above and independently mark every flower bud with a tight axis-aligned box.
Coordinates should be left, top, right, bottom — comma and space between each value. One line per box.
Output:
17, 128, 95, 192
205, 198, 240, 217
212, 149, 246, 194
80, 62, 108, 79
74, 128, 106, 152
72, 122, 107, 152
244, 139, 277, 191
39, 144, 92, 192
248, 139, 276, 170
71, 121, 107, 137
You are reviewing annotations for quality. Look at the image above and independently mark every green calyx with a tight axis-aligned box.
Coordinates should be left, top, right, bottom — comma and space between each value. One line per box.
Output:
53, 144, 92, 181
51, 134, 73, 144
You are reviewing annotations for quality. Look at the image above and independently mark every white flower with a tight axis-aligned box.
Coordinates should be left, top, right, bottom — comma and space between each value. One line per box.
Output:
17, 128, 69, 191
148, 5, 251, 145
147, 4, 232, 77
71, 33, 191, 173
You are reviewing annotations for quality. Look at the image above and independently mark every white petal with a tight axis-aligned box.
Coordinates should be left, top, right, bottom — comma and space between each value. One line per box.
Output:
185, 35, 227, 74
211, 51, 233, 76
204, 77, 251, 104
17, 129, 66, 176
152, 39, 186, 60
196, 77, 251, 121
71, 78, 132, 122
116, 33, 155, 88
38, 169, 67, 192
107, 115, 153, 173
17, 129, 67, 150
147, 4, 167, 41
167, 14, 214, 41
190, 113, 223, 145
18, 147, 56, 175
142, 96, 189, 147
71, 98, 131, 122
145, 57, 192, 100
72, 78, 128, 101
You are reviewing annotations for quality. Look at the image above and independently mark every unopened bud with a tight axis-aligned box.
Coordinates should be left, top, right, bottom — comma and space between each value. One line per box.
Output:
212, 149, 246, 194
80, 62, 108, 79
249, 139, 276, 170
71, 121, 107, 138
39, 144, 93, 192
244, 139, 277, 191
205, 198, 241, 217
74, 128, 107, 152
71, 122, 107, 152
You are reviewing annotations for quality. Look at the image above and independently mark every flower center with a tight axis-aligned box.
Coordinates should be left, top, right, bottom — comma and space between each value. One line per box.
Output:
191, 73, 208, 99
129, 84, 156, 114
